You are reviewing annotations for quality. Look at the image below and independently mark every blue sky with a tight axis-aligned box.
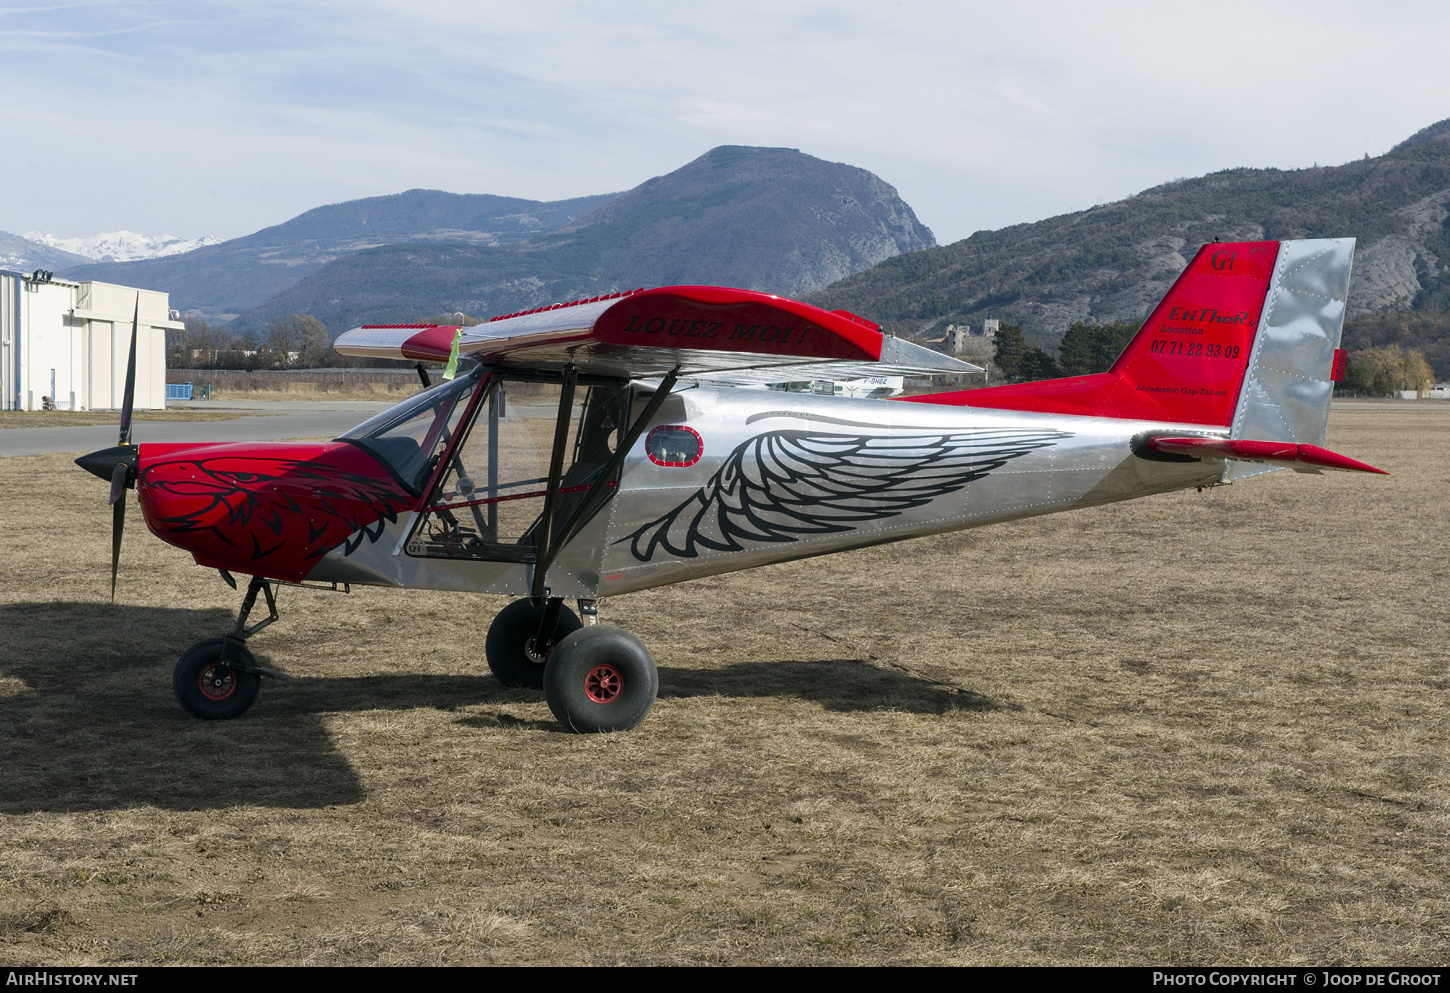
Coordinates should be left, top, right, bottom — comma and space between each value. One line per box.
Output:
4, 0, 1450, 245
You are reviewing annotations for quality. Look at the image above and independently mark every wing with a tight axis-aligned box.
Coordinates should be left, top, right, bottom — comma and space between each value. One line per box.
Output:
621, 427, 1070, 562
331, 285, 980, 384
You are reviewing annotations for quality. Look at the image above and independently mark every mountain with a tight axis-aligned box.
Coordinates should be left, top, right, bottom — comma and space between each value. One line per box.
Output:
0, 231, 91, 272
232, 146, 935, 332
59, 190, 621, 320
26, 230, 222, 263
807, 119, 1450, 375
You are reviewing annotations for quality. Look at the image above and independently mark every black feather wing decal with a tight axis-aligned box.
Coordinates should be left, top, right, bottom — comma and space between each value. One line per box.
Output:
620, 427, 1070, 561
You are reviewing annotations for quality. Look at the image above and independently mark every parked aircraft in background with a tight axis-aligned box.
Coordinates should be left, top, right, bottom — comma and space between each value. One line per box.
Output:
759, 374, 905, 398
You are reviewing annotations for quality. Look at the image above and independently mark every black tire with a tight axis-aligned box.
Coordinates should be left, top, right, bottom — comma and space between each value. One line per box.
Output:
485, 599, 582, 688
173, 638, 262, 720
544, 626, 657, 733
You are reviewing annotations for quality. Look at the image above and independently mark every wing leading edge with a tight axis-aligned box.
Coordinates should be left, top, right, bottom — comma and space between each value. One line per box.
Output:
332, 285, 980, 382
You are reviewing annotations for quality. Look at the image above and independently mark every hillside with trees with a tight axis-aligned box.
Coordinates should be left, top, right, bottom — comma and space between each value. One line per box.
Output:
808, 118, 1450, 378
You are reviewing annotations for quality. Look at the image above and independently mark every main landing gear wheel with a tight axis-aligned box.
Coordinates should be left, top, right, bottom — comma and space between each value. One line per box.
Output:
173, 638, 262, 720
544, 626, 657, 733
485, 599, 582, 688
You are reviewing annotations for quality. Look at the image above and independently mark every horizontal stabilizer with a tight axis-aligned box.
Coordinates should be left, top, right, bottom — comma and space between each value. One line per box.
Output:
1144, 436, 1387, 474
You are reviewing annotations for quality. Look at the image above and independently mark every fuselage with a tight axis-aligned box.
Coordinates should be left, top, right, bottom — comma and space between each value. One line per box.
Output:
132, 373, 1227, 600
122, 240, 1363, 605
79, 248, 1368, 731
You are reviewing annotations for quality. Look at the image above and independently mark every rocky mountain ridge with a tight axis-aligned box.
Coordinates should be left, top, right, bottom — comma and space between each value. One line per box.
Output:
230, 146, 935, 332
60, 189, 622, 320
808, 119, 1450, 374
0, 231, 92, 273
25, 230, 223, 263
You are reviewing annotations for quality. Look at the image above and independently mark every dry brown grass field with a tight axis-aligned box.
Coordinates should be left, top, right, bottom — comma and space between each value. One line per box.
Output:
0, 404, 1445, 965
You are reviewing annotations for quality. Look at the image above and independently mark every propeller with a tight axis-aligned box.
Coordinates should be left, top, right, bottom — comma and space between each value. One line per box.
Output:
75, 294, 141, 600
117, 293, 138, 449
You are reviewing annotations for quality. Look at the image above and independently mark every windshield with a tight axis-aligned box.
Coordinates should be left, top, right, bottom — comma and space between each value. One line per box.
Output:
337, 370, 480, 493
405, 376, 632, 564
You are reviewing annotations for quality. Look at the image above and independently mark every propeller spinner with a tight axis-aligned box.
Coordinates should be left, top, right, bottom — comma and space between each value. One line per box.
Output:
75, 293, 141, 600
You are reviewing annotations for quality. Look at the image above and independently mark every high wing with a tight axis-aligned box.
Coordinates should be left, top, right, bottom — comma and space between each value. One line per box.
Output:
332, 285, 979, 382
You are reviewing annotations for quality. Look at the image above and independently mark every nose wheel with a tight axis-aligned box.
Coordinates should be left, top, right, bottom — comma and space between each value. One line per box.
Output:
173, 576, 293, 720
173, 638, 262, 720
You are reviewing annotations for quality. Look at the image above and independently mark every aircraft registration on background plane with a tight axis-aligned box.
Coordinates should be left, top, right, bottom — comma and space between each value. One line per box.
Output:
77, 238, 1383, 733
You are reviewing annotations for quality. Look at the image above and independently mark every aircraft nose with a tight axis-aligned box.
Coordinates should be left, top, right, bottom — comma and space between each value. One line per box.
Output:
76, 445, 139, 482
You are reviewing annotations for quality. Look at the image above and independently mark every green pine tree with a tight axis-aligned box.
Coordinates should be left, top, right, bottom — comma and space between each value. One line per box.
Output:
993, 324, 1062, 383
1059, 321, 1139, 376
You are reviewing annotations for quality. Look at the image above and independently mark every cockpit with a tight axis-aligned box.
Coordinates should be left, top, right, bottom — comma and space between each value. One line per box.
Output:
338, 366, 634, 565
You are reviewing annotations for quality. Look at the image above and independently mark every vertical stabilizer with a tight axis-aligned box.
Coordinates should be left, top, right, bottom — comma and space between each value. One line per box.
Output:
902, 240, 1283, 425
904, 238, 1357, 445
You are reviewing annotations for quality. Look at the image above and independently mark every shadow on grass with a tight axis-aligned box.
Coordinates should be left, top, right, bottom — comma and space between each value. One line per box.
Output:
0, 602, 517, 813
658, 659, 1001, 714
0, 603, 999, 812
450, 659, 999, 733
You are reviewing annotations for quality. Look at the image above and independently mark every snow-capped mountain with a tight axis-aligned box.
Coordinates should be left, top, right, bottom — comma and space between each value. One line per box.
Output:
23, 230, 221, 263
0, 230, 92, 271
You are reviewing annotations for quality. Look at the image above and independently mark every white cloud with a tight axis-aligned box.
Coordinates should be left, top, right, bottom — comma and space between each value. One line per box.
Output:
1, 0, 1448, 244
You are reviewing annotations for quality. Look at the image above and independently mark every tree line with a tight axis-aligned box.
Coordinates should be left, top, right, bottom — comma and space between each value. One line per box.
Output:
1341, 345, 1435, 395
990, 320, 1437, 396
168, 315, 337, 370
172, 309, 1439, 394
991, 320, 1138, 382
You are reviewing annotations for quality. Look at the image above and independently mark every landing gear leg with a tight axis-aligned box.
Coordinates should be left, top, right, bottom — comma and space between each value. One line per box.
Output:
173, 576, 293, 720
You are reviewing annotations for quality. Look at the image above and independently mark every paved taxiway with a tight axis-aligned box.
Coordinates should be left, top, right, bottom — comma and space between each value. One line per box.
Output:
0, 400, 397, 458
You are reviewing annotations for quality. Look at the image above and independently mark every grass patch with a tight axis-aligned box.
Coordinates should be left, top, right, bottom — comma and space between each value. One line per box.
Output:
0, 406, 1444, 964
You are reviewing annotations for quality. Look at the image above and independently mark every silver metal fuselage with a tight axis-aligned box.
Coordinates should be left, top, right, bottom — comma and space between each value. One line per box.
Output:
312, 385, 1226, 599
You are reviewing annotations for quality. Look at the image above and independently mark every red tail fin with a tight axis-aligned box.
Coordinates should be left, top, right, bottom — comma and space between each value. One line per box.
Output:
904, 241, 1282, 427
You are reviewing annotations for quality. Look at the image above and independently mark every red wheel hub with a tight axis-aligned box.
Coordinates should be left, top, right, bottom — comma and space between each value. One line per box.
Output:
199, 663, 237, 701
584, 664, 623, 704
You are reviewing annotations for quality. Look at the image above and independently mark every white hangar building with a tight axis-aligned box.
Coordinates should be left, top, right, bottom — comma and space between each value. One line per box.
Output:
1, 271, 181, 411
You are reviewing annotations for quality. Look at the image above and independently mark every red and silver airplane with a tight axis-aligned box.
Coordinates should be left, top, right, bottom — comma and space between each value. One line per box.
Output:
78, 238, 1383, 732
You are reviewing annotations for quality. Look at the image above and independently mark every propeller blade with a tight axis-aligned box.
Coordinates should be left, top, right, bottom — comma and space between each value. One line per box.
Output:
107, 459, 128, 505
108, 294, 139, 599
110, 463, 127, 601
78, 446, 139, 601
118, 293, 139, 447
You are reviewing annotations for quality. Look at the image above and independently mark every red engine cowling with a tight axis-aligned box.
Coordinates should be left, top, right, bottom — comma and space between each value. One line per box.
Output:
135, 441, 418, 582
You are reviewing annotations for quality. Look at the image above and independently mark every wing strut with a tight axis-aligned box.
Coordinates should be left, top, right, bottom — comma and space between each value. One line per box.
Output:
530, 367, 681, 598
531, 365, 578, 597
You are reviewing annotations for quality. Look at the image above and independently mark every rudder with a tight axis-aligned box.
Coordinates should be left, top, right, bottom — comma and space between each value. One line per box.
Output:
1230, 238, 1354, 448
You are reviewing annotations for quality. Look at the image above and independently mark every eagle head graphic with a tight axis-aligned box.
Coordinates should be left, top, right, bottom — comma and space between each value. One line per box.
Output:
136, 442, 416, 582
